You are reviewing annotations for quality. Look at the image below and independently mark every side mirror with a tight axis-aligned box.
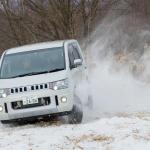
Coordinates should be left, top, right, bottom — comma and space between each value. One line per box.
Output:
74, 59, 82, 67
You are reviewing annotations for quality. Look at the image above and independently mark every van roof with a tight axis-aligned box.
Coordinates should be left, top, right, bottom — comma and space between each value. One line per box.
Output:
5, 39, 76, 54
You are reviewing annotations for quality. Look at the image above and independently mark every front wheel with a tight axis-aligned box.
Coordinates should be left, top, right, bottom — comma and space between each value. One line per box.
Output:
1, 120, 10, 124
68, 105, 83, 124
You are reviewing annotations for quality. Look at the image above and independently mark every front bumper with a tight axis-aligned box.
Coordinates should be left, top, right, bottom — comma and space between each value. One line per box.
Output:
0, 88, 73, 121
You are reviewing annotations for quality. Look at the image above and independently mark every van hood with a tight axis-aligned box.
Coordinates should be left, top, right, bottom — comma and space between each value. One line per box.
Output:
0, 70, 68, 89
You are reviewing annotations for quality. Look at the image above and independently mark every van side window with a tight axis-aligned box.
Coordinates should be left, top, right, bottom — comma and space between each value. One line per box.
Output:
72, 44, 82, 61
68, 45, 75, 69
72, 47, 80, 59
68, 43, 82, 69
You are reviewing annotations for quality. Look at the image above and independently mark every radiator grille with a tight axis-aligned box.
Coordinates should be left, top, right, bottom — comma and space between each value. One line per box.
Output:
10, 83, 49, 94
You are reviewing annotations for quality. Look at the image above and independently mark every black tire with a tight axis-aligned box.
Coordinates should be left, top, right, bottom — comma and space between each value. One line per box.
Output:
1, 120, 10, 124
68, 104, 83, 124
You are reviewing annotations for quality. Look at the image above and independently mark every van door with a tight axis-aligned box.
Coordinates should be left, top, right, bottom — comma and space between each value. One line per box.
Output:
68, 43, 84, 91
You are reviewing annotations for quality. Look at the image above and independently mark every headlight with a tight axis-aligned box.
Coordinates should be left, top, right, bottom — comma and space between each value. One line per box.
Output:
0, 89, 9, 98
49, 79, 69, 90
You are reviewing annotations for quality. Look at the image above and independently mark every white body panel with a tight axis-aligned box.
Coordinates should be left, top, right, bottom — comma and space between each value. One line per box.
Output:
0, 40, 87, 121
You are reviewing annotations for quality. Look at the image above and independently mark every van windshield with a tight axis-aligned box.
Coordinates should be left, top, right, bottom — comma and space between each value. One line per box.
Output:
0, 47, 65, 79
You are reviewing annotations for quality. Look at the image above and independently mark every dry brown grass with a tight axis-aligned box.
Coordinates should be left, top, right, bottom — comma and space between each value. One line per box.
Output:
136, 112, 146, 119
66, 134, 114, 150
115, 112, 130, 118
132, 134, 150, 141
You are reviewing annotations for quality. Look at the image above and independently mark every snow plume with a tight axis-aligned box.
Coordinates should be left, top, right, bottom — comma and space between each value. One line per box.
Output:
80, 15, 150, 120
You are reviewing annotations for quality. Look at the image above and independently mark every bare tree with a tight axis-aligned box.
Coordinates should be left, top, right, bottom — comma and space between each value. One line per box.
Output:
0, 0, 150, 54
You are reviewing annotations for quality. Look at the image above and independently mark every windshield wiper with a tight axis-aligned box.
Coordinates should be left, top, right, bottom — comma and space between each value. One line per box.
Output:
10, 68, 64, 78
48, 68, 64, 73
10, 71, 48, 78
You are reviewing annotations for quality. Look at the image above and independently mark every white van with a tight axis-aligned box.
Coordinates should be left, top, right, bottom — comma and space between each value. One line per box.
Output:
0, 40, 87, 124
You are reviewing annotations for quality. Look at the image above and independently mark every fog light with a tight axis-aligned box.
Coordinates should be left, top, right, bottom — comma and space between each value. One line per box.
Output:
2, 93, 7, 98
0, 106, 3, 112
61, 96, 67, 103
53, 86, 58, 90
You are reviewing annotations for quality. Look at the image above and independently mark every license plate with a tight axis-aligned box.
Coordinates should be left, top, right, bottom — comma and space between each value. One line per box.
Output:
23, 97, 38, 105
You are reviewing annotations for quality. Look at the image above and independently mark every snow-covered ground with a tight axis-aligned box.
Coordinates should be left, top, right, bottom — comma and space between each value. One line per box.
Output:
0, 112, 150, 150
1, 62, 150, 150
